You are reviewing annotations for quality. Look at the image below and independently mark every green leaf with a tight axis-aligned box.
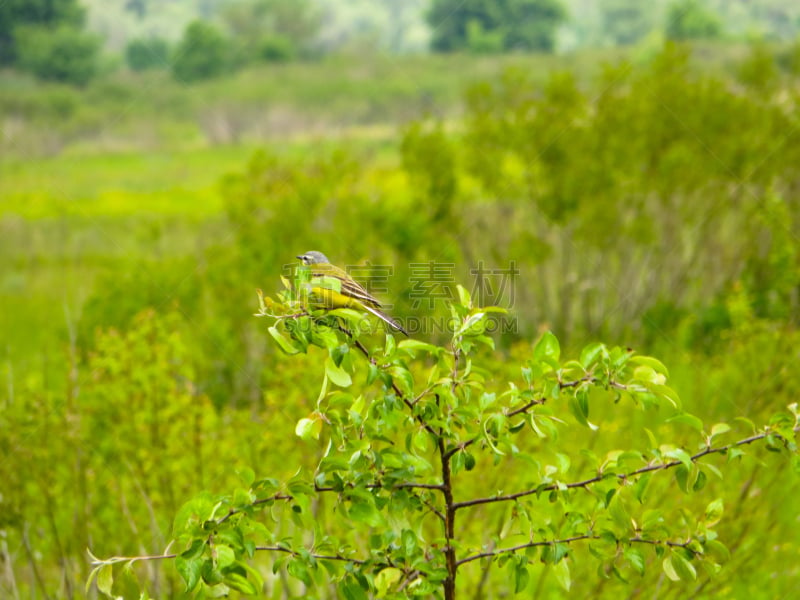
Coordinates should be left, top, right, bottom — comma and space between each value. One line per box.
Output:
568, 389, 597, 430
224, 572, 259, 595
628, 355, 669, 377
457, 284, 471, 307
633, 473, 651, 504
705, 539, 731, 562
579, 342, 605, 368
348, 499, 385, 528
624, 547, 645, 575
464, 452, 476, 471
650, 384, 681, 409
215, 545, 235, 568
710, 423, 731, 441
662, 556, 680, 582
96, 564, 113, 597
667, 413, 704, 433
325, 357, 352, 387
236, 466, 255, 487
402, 529, 418, 557
609, 495, 632, 532
670, 552, 697, 581
384, 333, 396, 358
287, 557, 313, 586
514, 563, 530, 593
664, 447, 693, 471
268, 325, 301, 355
553, 559, 571, 591
705, 498, 724, 526
533, 331, 560, 363
175, 555, 203, 592
295, 415, 322, 441
340, 577, 369, 600
388, 366, 414, 396
375, 567, 403, 596
632, 365, 665, 385
457, 312, 486, 336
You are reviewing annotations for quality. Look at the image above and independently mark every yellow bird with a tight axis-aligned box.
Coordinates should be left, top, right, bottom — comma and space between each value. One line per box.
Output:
296, 251, 408, 336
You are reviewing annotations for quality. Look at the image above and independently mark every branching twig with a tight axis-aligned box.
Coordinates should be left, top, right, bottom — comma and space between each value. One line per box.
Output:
335, 323, 440, 438
456, 533, 692, 567
89, 546, 366, 568
216, 493, 293, 525
453, 427, 800, 511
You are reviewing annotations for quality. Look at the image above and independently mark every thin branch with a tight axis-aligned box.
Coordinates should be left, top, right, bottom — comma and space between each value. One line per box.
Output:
218, 482, 445, 527
216, 493, 293, 525
506, 397, 546, 418
336, 323, 440, 438
456, 534, 692, 567
456, 535, 592, 566
89, 552, 177, 567
443, 375, 623, 461
454, 427, 799, 511
90, 546, 366, 568
420, 497, 447, 523
397, 482, 446, 490
253, 546, 365, 565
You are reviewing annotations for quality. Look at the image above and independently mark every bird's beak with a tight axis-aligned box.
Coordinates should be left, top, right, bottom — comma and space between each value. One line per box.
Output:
296, 255, 304, 260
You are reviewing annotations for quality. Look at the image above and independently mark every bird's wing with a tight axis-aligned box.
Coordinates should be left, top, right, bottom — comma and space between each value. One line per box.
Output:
311, 267, 382, 308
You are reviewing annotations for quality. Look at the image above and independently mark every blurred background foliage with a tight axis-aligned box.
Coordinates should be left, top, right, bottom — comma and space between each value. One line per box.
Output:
1, 0, 800, 598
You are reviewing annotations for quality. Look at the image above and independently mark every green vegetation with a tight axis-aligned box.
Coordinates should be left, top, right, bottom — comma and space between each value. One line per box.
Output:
172, 20, 230, 82
125, 36, 170, 72
88, 281, 800, 598
428, 0, 568, 53
0, 0, 99, 84
14, 24, 100, 85
666, 0, 724, 41
2, 38, 800, 600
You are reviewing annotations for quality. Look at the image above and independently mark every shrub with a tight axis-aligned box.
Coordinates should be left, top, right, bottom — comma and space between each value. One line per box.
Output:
665, 0, 723, 41
14, 24, 100, 85
88, 283, 800, 598
125, 36, 170, 71
172, 20, 230, 82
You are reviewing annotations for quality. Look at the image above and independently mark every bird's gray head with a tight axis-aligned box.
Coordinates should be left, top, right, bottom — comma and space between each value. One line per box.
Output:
296, 251, 330, 265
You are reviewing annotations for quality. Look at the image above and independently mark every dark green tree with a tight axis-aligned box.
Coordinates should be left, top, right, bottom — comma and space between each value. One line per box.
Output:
171, 20, 229, 82
219, 0, 320, 63
14, 24, 100, 85
665, 0, 723, 41
0, 0, 85, 65
600, 0, 656, 45
125, 36, 170, 71
428, 0, 567, 53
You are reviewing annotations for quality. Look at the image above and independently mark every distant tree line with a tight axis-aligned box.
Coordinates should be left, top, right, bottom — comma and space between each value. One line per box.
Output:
2, 0, 797, 85
0, 0, 100, 85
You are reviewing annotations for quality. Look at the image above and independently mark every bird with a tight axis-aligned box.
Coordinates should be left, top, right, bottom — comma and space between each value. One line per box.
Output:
296, 250, 408, 336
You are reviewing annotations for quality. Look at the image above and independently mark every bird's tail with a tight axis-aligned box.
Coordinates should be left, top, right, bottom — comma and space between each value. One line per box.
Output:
362, 305, 409, 337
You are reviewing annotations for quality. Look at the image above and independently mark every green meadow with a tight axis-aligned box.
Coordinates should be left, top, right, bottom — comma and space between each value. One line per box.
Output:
2, 43, 800, 598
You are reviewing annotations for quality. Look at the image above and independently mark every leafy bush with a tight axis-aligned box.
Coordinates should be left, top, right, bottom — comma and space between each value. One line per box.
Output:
125, 36, 170, 71
88, 282, 800, 598
0, 0, 85, 65
428, 0, 567, 53
665, 0, 723, 41
172, 20, 230, 82
257, 34, 295, 62
14, 24, 100, 85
